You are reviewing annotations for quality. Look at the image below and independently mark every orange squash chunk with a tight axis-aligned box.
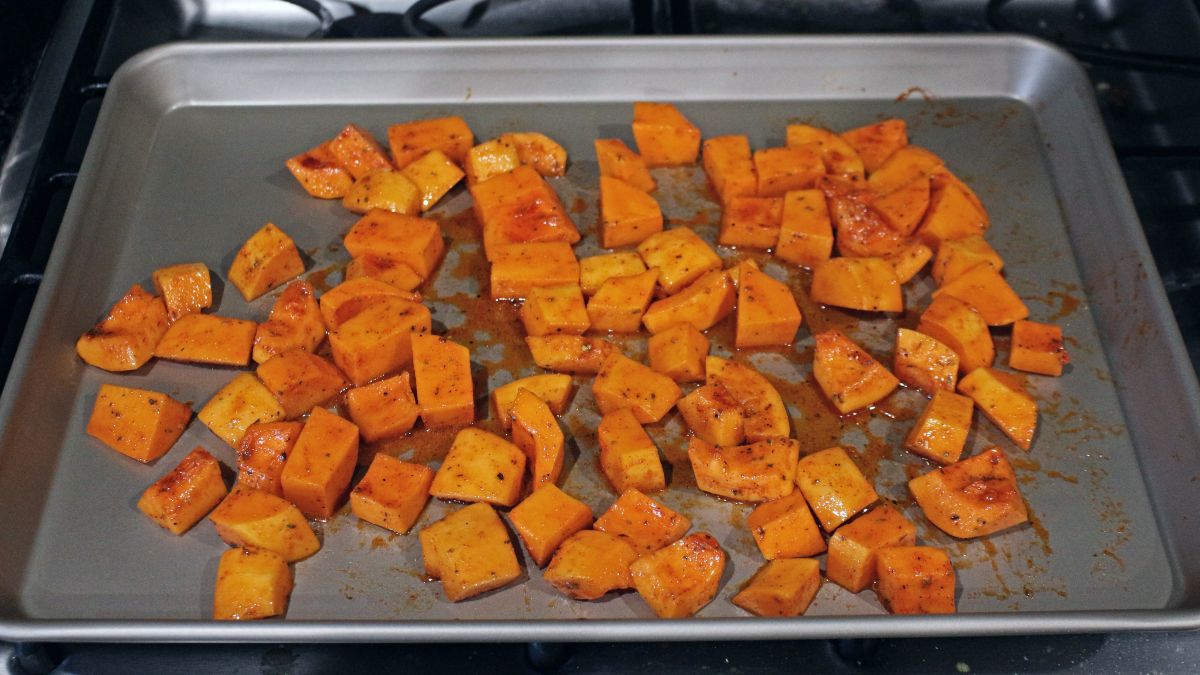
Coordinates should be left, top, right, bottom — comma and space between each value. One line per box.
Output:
236, 421, 303, 496
866, 146, 944, 196
579, 252, 648, 296
598, 407, 667, 494
909, 446, 1029, 538
933, 263, 1028, 326
75, 284, 169, 372
387, 115, 473, 168
647, 323, 709, 383
632, 102, 701, 167
343, 210, 444, 279
593, 353, 682, 424
1010, 319, 1069, 376
702, 135, 756, 203
795, 446, 879, 531
706, 356, 790, 442
286, 141, 353, 199
594, 488, 691, 555
894, 327, 959, 394
587, 269, 658, 333
345, 373, 420, 443
342, 169, 421, 215
327, 296, 431, 386
642, 269, 735, 334
775, 188, 834, 268
841, 118, 908, 173
471, 165, 580, 260
677, 384, 745, 447
525, 335, 619, 374
688, 436, 799, 503
228, 222, 305, 302
137, 447, 227, 535
212, 547, 293, 621
917, 295, 995, 373
319, 277, 416, 330
350, 454, 433, 534
958, 367, 1038, 450
520, 284, 590, 336
754, 146, 824, 198
736, 265, 802, 348
822, 182, 909, 258
917, 174, 988, 248
786, 124, 865, 181
813, 330, 899, 414
327, 123, 392, 179
544, 530, 639, 600
746, 490, 826, 560
732, 558, 822, 618
491, 373, 574, 429
400, 149, 465, 211
490, 241, 580, 300
509, 484, 593, 567
344, 255, 424, 292
429, 428, 526, 507
209, 487, 320, 561
464, 136, 520, 185
906, 389, 974, 464
875, 546, 956, 614
151, 262, 212, 322
509, 389, 565, 490
718, 196, 783, 250
636, 227, 722, 295
630, 533, 725, 618
874, 174, 930, 236
418, 502, 520, 602
280, 407, 359, 519
500, 131, 568, 177
599, 176, 663, 248
256, 350, 348, 419
153, 314, 256, 366
811, 257, 902, 313
411, 333, 473, 429
87, 384, 191, 463
931, 234, 1003, 285
826, 503, 917, 593
252, 280, 325, 364
198, 373, 285, 448
885, 241, 933, 284
595, 138, 655, 192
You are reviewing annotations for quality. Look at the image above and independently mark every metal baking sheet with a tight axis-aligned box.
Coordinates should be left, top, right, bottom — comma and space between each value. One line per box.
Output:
1, 36, 1198, 641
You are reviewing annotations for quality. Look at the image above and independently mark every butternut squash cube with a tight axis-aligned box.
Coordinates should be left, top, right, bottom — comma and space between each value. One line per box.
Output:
810, 257, 903, 313
344, 255, 424, 291
598, 407, 667, 494
909, 446, 1029, 538
677, 384, 745, 447
151, 262, 212, 322
813, 330, 899, 414
350, 454, 434, 534
957, 367, 1038, 450
873, 174, 930, 236
599, 176, 663, 248
153, 314, 256, 366
75, 284, 169, 372
594, 488, 691, 555
826, 182, 909, 258
705, 356, 790, 441
630, 533, 725, 618
345, 373, 420, 443
342, 169, 421, 215
388, 115, 473, 169
826, 503, 917, 593
509, 389, 565, 490
500, 131, 568, 177
280, 407, 359, 519
775, 188, 834, 268
917, 295, 995, 374
429, 428, 526, 507
894, 327, 959, 394
875, 546, 956, 614
236, 421, 303, 496
544, 530, 638, 600
931, 234, 1003, 285
732, 558, 822, 617
933, 263, 1028, 326
199, 373, 286, 448
491, 373, 574, 429
319, 277, 417, 330
647, 323, 709, 383
736, 265, 803, 348
472, 165, 580, 260
786, 124, 865, 181
587, 269, 659, 333
520, 284, 590, 336
718, 196, 784, 250
841, 118, 908, 173
343, 210, 445, 279
579, 252, 648, 296
490, 241, 580, 300
688, 436, 800, 502
593, 354, 682, 424
641, 269, 736, 334
509, 484, 593, 567
137, 447, 227, 534
256, 350, 348, 419
905, 389, 974, 465
795, 446, 879, 531
86, 384, 191, 463
228, 222, 305, 302
525, 335, 619, 374
595, 138, 656, 192
252, 280, 325, 364
411, 333, 474, 428
636, 227, 722, 295
754, 146, 824, 198
327, 296, 431, 386
418, 502, 521, 602
327, 123, 392, 179
400, 149, 465, 211
885, 241, 933, 284
209, 487, 320, 561
746, 490, 826, 560
285, 141, 353, 199
916, 175, 988, 248
701, 135, 756, 203
464, 136, 520, 185
632, 102, 701, 167
1010, 319, 1069, 376
213, 547, 293, 621
866, 146, 944, 196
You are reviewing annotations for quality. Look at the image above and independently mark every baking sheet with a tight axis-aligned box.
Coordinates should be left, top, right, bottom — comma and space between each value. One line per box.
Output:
1, 36, 1199, 641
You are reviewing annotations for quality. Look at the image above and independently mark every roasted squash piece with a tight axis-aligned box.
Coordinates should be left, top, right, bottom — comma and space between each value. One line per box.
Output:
209, 487, 321, 561
637, 227, 723, 295
598, 407, 667, 494
701, 135, 756, 203
894, 327, 959, 394
593, 354, 682, 424
826, 503, 917, 593
429, 428, 526, 507
905, 389, 974, 464
754, 146, 824, 198
500, 131, 568, 177
579, 251, 648, 296
775, 188, 834, 269
875, 546, 956, 614
732, 558, 822, 618
641, 269, 736, 334
345, 372, 420, 442
228, 222, 305, 302
813, 330, 899, 414
746, 490, 826, 560
318, 277, 417, 330
599, 176, 663, 248
252, 280, 325, 364
280, 407, 359, 519
587, 269, 659, 333
87, 384, 192, 463
286, 141, 353, 199
411, 333, 474, 429
909, 446, 1029, 538
810, 257, 903, 313
688, 436, 799, 502
786, 124, 865, 181
957, 367, 1038, 450
343, 209, 444, 279
884, 241, 933, 284
152, 262, 212, 322
236, 421, 303, 496
718, 196, 784, 250
647, 323, 709, 383
736, 265, 803, 348
706, 356, 790, 441
544, 530, 639, 600
342, 169, 421, 215
154, 314, 256, 366
509, 484, 593, 567
75, 284, 169, 372
419, 502, 521, 602
509, 388, 565, 490
595, 138, 656, 192
873, 174, 930, 236
866, 146, 944, 196
917, 295, 995, 374
490, 241, 580, 300
400, 149, 465, 211
594, 488, 691, 555
677, 384, 745, 447
350, 454, 434, 534
822, 180, 910, 258
916, 173, 988, 247
630, 533, 725, 618
491, 373, 574, 429
471, 166, 580, 260
464, 136, 521, 185
387, 115, 473, 168
327, 296, 431, 386
931, 234, 1003, 285
213, 547, 293, 621
933, 263, 1028, 326
198, 373, 286, 448
137, 447, 227, 534
795, 446, 879, 532
256, 350, 348, 419
841, 118, 908, 173
632, 102, 701, 166
344, 254, 425, 291
520, 284, 590, 336
327, 123, 393, 179
525, 335, 619, 374
1010, 319, 1069, 376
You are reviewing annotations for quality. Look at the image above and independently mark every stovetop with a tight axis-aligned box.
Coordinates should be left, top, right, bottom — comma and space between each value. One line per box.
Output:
1, 0, 1199, 672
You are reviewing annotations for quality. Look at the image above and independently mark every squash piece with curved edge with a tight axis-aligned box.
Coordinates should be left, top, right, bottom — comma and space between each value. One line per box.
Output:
471, 166, 580, 260
429, 428, 526, 507
825, 503, 916, 593
345, 373, 420, 443
957, 367, 1038, 450
75, 284, 169, 372
599, 176, 663, 248
641, 269, 735, 334
342, 169, 421, 215
209, 487, 321, 561
916, 171, 988, 248
647, 323, 709, 383
875, 546, 956, 614
228, 222, 305, 302
544, 530, 639, 600
509, 389, 565, 490
327, 123, 392, 179
819, 177, 910, 258
198, 373, 285, 449
213, 547, 293, 621
399, 149, 465, 211
344, 254, 424, 291
586, 269, 658, 333
795, 446, 879, 532
154, 314, 256, 367
598, 407, 667, 494
688, 436, 799, 503
632, 102, 701, 167
318, 277, 418, 330
786, 124, 865, 181
595, 138, 655, 193
917, 295, 995, 374
280, 407, 359, 520
677, 384, 745, 447
636, 227, 722, 295
893, 327, 959, 395
873, 174, 930, 237
705, 356, 789, 442
525, 335, 619, 374
732, 558, 822, 618
866, 146, 944, 196
256, 350, 349, 419
905, 389, 974, 465
138, 447, 227, 535
87, 384, 193, 463
236, 421, 304, 496
841, 118, 908, 173
501, 131, 568, 177
151, 262, 212, 322
908, 446, 1029, 538
811, 257, 902, 313
286, 141, 353, 199
252, 280, 325, 364
931, 234, 1003, 285
746, 490, 826, 560
594, 488, 690, 555
630, 533, 726, 618
932, 263, 1029, 326
491, 373, 574, 429
579, 252, 648, 296
593, 354, 681, 424
812, 330, 899, 414
884, 241, 933, 284
464, 136, 520, 186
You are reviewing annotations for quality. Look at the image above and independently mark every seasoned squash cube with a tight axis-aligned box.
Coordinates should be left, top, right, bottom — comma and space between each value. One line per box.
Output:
544, 530, 638, 600
525, 335, 619, 374
732, 558, 822, 618
636, 227, 722, 295
786, 124, 866, 181
154, 314, 256, 366
342, 169, 421, 215
213, 547, 293, 621
885, 241, 933, 284
400, 149, 465, 211
209, 487, 320, 561
718, 196, 784, 250
491, 373, 573, 429
641, 269, 736, 334
909, 446, 1028, 538
500, 131, 568, 177
388, 115, 473, 168
87, 384, 191, 463
875, 546, 956, 614
319, 277, 417, 330
688, 436, 800, 502
280, 407, 359, 519
600, 176, 663, 248
198, 373, 285, 448
327, 123, 393, 179
932, 234, 1004, 285
327, 296, 431, 386
917, 295, 995, 373
344, 255, 424, 291
873, 174, 930, 236
472, 165, 580, 260
916, 173, 988, 248
418, 502, 521, 601
746, 490, 825, 560
866, 146, 944, 196
647, 323, 709, 383
894, 327, 959, 394
630, 533, 725, 618
632, 102, 701, 167
520, 284, 590, 336
350, 454, 434, 534
411, 333, 474, 429
151, 262, 212, 322
429, 428, 526, 507
594, 488, 691, 555
775, 188, 833, 269
958, 367, 1038, 450
587, 269, 659, 333
490, 242, 580, 300
701, 135, 756, 203
256, 350, 348, 419
933, 263, 1028, 326
465, 136, 521, 185
75, 284, 168, 372
236, 421, 303, 496
598, 408, 667, 494
228, 222, 305, 302
841, 118, 908, 173
345, 373, 420, 443
137, 447, 227, 534
252, 280, 325, 364
595, 138, 656, 192
677, 384, 745, 447
825, 182, 909, 258
813, 330, 899, 414
343, 210, 444, 279
795, 446, 878, 531
706, 356, 790, 441
810, 257, 902, 313
1010, 319, 1069, 376
509, 389, 565, 490
754, 146, 824, 198
593, 354, 682, 424
579, 252, 648, 296
285, 141, 353, 199
905, 389, 974, 464
826, 503, 917, 592
736, 265, 803, 348
509, 484, 593, 567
